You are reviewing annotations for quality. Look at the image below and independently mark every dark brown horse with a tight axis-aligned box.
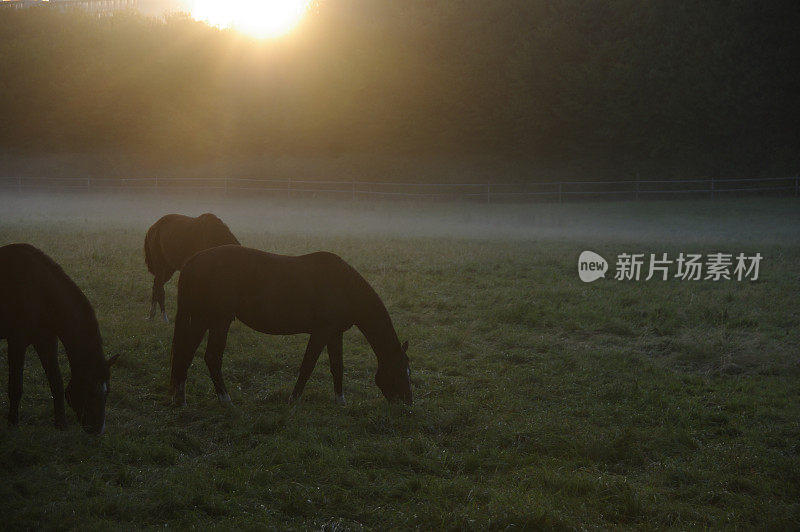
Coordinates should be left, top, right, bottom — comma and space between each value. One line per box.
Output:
0, 244, 119, 433
168, 245, 411, 407
144, 213, 240, 322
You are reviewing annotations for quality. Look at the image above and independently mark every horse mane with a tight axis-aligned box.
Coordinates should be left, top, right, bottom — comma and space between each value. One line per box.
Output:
346, 262, 388, 317
340, 257, 407, 366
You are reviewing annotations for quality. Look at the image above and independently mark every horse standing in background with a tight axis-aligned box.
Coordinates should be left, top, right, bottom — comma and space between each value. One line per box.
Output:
0, 244, 119, 434
144, 213, 240, 322
168, 245, 412, 408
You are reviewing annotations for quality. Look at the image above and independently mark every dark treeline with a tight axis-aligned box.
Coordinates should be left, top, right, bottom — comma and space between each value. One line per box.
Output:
0, 1, 798, 181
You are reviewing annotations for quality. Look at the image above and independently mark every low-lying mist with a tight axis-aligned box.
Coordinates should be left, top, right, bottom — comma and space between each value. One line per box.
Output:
1, 192, 797, 245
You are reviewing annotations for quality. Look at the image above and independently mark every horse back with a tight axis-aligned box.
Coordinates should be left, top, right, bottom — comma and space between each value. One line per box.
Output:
146, 213, 239, 273
177, 246, 360, 333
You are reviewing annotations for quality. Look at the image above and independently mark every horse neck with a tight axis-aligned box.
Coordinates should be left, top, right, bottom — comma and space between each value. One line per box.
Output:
55, 296, 105, 375
355, 290, 402, 369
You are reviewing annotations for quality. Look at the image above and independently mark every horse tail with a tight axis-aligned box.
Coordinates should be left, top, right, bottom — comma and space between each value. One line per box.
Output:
169, 272, 197, 395
144, 234, 155, 274
144, 220, 165, 275
168, 283, 192, 395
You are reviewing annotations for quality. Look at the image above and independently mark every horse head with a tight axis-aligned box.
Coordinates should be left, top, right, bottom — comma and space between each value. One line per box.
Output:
65, 354, 120, 434
375, 340, 412, 405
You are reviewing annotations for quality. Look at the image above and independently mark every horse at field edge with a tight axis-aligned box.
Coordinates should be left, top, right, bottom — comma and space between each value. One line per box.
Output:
0, 243, 119, 434
144, 213, 240, 322
168, 244, 412, 407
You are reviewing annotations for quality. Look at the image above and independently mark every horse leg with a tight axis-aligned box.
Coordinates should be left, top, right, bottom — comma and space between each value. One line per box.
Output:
169, 314, 206, 406
33, 335, 65, 430
327, 332, 345, 405
289, 328, 333, 404
204, 323, 232, 403
6, 339, 27, 426
153, 273, 170, 323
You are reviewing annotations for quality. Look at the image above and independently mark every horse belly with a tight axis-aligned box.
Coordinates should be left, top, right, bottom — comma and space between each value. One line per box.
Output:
234, 285, 330, 335
236, 306, 315, 335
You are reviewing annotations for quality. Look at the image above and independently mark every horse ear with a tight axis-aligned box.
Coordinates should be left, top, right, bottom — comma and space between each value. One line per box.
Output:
401, 340, 409, 353
106, 354, 121, 368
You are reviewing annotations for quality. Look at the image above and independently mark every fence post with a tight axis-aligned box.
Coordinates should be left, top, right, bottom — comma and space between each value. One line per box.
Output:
711, 176, 715, 201
558, 182, 562, 203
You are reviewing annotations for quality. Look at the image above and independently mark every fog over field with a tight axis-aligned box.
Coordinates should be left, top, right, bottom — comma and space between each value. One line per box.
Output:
2, 192, 799, 529
2, 192, 799, 245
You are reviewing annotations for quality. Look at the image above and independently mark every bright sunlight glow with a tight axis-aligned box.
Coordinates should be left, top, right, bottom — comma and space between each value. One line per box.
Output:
190, 0, 312, 39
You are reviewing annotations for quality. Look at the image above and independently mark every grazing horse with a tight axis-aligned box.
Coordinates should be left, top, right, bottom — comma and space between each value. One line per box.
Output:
168, 245, 411, 407
0, 244, 119, 433
144, 213, 240, 322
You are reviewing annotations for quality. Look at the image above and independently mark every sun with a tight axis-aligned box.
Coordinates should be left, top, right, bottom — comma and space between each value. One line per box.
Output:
191, 0, 313, 39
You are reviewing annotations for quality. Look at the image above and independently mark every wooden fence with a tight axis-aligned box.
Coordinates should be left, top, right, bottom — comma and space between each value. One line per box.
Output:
0, 175, 797, 202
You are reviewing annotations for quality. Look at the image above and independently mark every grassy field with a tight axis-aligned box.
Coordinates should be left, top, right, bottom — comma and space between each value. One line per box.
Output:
1, 194, 799, 529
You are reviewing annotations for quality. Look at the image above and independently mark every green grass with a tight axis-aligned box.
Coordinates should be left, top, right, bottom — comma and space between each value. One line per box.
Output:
1, 196, 799, 529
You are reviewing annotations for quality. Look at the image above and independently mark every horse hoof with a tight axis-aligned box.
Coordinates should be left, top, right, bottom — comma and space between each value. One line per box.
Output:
288, 394, 300, 405
335, 394, 346, 406
161, 314, 169, 324
171, 396, 186, 407
218, 393, 232, 405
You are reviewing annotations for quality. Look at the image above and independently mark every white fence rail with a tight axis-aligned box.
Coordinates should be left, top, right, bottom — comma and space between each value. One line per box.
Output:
0, 176, 797, 202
